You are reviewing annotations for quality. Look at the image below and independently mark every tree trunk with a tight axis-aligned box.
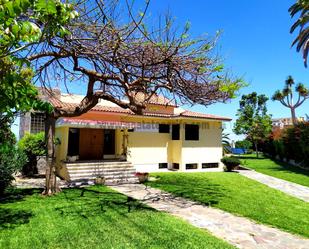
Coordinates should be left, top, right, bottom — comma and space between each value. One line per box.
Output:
42, 114, 60, 195
254, 141, 259, 158
290, 107, 297, 126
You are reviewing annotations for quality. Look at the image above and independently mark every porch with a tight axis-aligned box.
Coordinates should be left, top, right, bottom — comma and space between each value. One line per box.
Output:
56, 118, 136, 163
55, 118, 138, 183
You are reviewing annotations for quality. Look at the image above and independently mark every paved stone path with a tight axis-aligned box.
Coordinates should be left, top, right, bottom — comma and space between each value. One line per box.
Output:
237, 170, 309, 202
111, 184, 309, 249
13, 177, 68, 188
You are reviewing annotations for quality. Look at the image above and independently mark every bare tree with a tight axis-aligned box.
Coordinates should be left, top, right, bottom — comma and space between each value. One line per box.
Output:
272, 76, 309, 125
22, 0, 243, 195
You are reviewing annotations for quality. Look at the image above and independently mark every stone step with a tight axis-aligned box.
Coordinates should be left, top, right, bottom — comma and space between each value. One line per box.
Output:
65, 161, 132, 167
68, 171, 136, 178
66, 165, 134, 171
71, 172, 135, 178
69, 175, 138, 182
68, 168, 136, 174
66, 160, 137, 185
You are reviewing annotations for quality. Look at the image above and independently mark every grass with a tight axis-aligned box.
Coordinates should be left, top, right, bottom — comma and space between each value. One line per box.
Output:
0, 186, 234, 249
148, 172, 309, 238
237, 154, 309, 187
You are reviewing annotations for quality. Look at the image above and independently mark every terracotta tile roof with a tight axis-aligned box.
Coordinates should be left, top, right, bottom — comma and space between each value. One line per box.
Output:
179, 110, 232, 121
49, 97, 133, 114
48, 96, 230, 121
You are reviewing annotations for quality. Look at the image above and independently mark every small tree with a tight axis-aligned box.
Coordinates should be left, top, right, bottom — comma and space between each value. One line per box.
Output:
233, 92, 272, 158
272, 76, 309, 125
0, 115, 27, 195
222, 132, 231, 155
235, 140, 252, 150
18, 132, 46, 176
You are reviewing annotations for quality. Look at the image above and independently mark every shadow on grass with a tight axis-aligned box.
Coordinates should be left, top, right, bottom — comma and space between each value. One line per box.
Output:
148, 174, 226, 206
233, 155, 265, 160
0, 208, 33, 229
268, 160, 309, 176
54, 187, 156, 219
239, 155, 309, 177
0, 188, 41, 204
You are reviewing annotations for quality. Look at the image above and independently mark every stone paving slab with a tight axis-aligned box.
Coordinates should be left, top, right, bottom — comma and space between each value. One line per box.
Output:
237, 170, 309, 202
13, 177, 69, 188
111, 184, 309, 249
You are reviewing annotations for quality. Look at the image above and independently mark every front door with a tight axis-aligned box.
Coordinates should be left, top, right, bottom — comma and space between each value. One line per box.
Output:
79, 128, 104, 160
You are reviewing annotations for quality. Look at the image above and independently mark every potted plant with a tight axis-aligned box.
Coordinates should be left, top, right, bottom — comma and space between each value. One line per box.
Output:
135, 172, 149, 183
221, 157, 241, 172
95, 176, 105, 185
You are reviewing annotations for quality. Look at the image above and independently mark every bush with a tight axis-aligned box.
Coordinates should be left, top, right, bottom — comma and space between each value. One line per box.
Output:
221, 157, 241, 172
0, 116, 28, 195
262, 122, 309, 168
284, 123, 309, 167
274, 140, 285, 160
18, 132, 45, 175
0, 145, 27, 195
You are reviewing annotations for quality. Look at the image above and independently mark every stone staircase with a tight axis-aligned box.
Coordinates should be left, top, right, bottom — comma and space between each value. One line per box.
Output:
65, 161, 139, 186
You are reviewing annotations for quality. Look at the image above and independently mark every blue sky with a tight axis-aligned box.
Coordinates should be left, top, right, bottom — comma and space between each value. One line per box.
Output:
12, 0, 309, 140
146, 0, 308, 140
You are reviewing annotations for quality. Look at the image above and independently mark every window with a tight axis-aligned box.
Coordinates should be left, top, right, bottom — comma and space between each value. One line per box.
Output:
159, 163, 168, 169
30, 113, 45, 134
186, 163, 198, 170
202, 163, 219, 169
159, 124, 170, 133
185, 124, 199, 140
128, 128, 134, 132
172, 163, 179, 170
172, 124, 180, 140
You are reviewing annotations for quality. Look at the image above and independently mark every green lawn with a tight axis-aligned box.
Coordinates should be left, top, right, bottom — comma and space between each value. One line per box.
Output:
0, 186, 234, 249
238, 154, 309, 187
148, 172, 309, 238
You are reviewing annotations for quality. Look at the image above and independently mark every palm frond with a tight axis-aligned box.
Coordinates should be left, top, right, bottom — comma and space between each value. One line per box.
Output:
289, 1, 309, 67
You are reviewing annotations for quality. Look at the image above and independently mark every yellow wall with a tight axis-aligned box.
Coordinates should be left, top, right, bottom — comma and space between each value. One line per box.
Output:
128, 132, 170, 169
181, 122, 222, 170
115, 129, 123, 157
55, 126, 70, 180
126, 119, 223, 171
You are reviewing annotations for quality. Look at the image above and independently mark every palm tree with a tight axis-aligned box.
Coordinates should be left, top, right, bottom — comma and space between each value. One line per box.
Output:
289, 0, 309, 67
272, 76, 309, 125
222, 132, 231, 155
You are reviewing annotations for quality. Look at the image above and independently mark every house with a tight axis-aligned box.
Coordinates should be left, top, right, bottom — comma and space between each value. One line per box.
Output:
272, 117, 305, 130
20, 90, 231, 184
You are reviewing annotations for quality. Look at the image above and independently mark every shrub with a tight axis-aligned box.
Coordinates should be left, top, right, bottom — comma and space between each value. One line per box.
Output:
284, 122, 309, 167
273, 140, 285, 160
0, 145, 27, 195
262, 122, 309, 168
221, 157, 240, 172
18, 132, 45, 175
0, 116, 27, 195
